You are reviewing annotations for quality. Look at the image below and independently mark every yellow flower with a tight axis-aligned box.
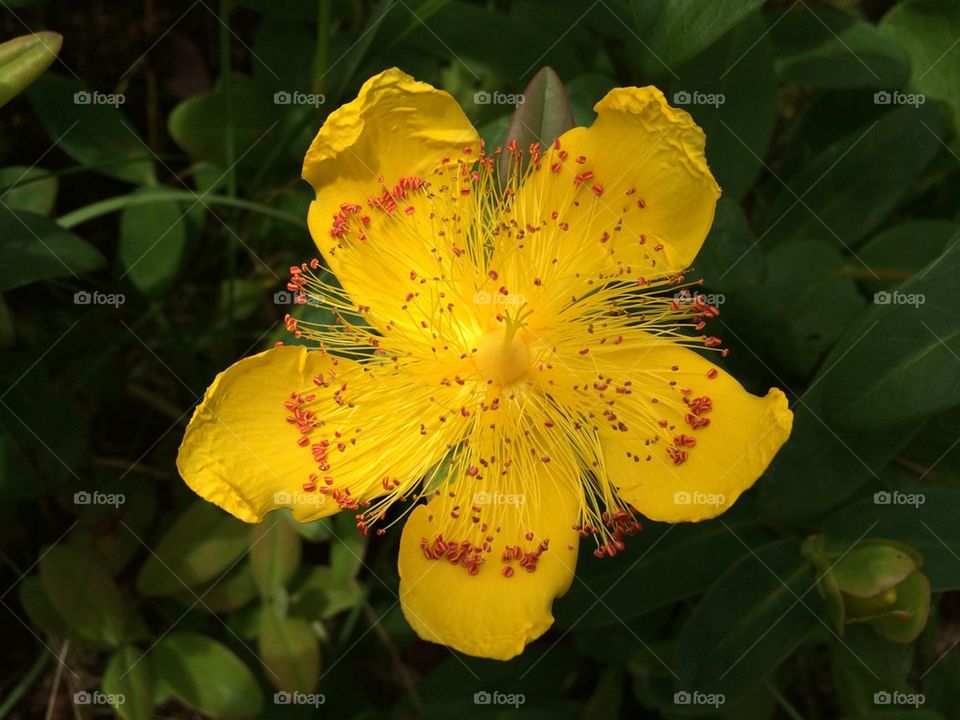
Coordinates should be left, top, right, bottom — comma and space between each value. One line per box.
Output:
177, 68, 793, 660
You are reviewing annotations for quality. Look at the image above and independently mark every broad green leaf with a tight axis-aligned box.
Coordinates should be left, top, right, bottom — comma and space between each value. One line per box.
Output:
258, 606, 320, 693
758, 104, 945, 247
250, 513, 302, 598
168, 74, 276, 167
831, 624, 914, 718
18, 575, 70, 638
773, 7, 909, 88
118, 187, 188, 294
0, 31, 61, 107
675, 538, 818, 704
497, 67, 575, 181
556, 522, 769, 628
694, 199, 765, 291
831, 544, 918, 598
640, 0, 767, 74
193, 563, 258, 613
150, 632, 263, 719
28, 74, 155, 185
823, 242, 960, 428
102, 647, 154, 720
136, 501, 250, 597
858, 220, 959, 291
667, 12, 777, 200
881, 0, 960, 132
725, 239, 865, 377
330, 511, 366, 583
290, 566, 363, 619
0, 205, 104, 291
565, 73, 616, 126
0, 166, 57, 214
39, 544, 128, 646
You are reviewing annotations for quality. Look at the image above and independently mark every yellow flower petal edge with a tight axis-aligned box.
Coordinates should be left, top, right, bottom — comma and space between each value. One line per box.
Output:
596, 338, 793, 523
398, 447, 581, 660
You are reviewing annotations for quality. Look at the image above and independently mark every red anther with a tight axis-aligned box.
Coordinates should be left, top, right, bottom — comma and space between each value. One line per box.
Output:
707, 368, 718, 379
591, 183, 604, 197
579, 348, 589, 355
637, 198, 646, 209
466, 466, 479, 477
550, 162, 561, 173
576, 155, 586, 164
674, 434, 697, 447
502, 566, 514, 577
704, 336, 722, 348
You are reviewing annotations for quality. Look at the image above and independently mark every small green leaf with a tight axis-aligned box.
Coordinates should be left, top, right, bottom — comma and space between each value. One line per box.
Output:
0, 166, 57, 215
831, 543, 919, 598
136, 501, 251, 597
193, 563, 258, 613
102, 647, 154, 720
0, 31, 61, 107
498, 67, 575, 181
0, 205, 104, 291
871, 570, 931, 643
289, 566, 362, 620
28, 74, 155, 185
119, 187, 188, 294
150, 632, 263, 719
258, 605, 320, 693
250, 512, 302, 598
39, 544, 128, 647
18, 575, 70, 639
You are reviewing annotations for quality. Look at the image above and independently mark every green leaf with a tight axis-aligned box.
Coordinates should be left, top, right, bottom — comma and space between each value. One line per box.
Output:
831, 544, 919, 598
290, 566, 363, 620
858, 220, 959, 291
168, 74, 276, 167
150, 632, 263, 719
118, 187, 189, 294
102, 647, 154, 720
0, 205, 105, 291
693, 198, 765, 290
330, 511, 366, 583
0, 31, 61, 107
193, 563, 258, 613
668, 12, 777, 200
773, 7, 909, 88
0, 166, 57, 214
758, 104, 946, 247
823, 242, 960, 429
556, 522, 768, 628
881, 0, 960, 132
18, 575, 70, 639
28, 74, 155, 185
871, 570, 930, 643
250, 512, 302, 598
258, 606, 320, 693
136, 501, 251, 597
675, 538, 818, 704
498, 67, 575, 180
39, 544, 128, 647
641, 0, 768, 74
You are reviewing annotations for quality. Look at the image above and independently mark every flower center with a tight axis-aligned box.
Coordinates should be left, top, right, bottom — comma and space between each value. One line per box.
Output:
474, 324, 531, 386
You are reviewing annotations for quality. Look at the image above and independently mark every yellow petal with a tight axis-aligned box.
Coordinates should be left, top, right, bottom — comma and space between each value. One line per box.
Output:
302, 68, 482, 343
177, 345, 465, 523
596, 337, 792, 522
500, 85, 720, 306
397, 425, 581, 660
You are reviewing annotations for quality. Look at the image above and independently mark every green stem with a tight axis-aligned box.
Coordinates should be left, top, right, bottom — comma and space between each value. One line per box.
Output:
57, 191, 306, 229
313, 0, 332, 94
219, 0, 237, 322
0, 651, 49, 719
